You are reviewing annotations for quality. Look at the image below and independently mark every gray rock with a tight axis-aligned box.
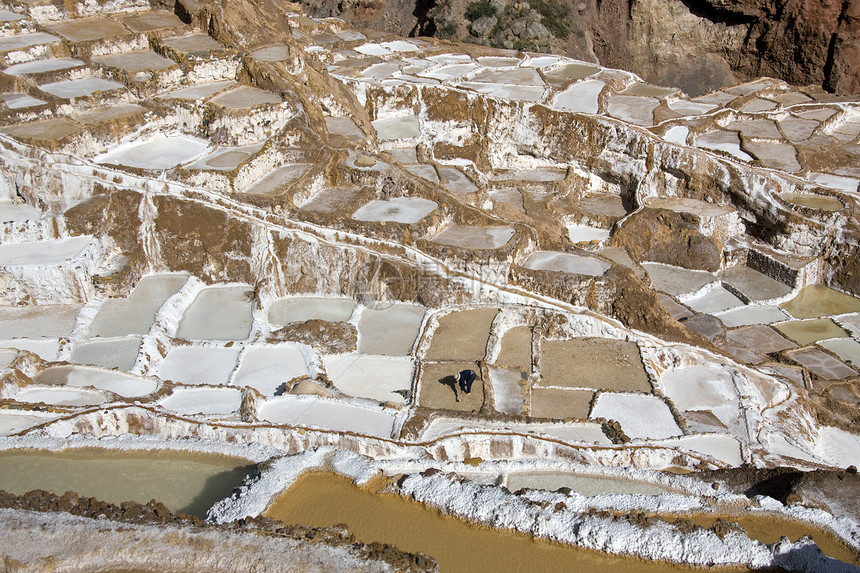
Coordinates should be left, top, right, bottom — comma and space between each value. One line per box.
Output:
470, 15, 497, 38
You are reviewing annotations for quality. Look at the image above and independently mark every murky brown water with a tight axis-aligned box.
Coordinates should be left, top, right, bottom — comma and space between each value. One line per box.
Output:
265, 472, 753, 573
0, 448, 256, 518
781, 284, 860, 319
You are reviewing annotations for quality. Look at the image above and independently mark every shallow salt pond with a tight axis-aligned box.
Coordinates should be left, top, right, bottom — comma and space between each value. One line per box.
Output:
0, 304, 80, 338
158, 386, 242, 416
3, 58, 83, 76
522, 251, 610, 277
265, 472, 723, 573
68, 337, 142, 371
780, 192, 844, 211
554, 80, 604, 114
188, 143, 264, 171
0, 236, 91, 266
323, 354, 413, 403
177, 286, 254, 340
430, 225, 514, 250
257, 396, 395, 437
818, 338, 860, 366
716, 305, 789, 327
682, 285, 745, 314
157, 80, 237, 100
97, 136, 209, 170
0, 410, 57, 435
774, 318, 850, 346
38, 77, 123, 99
357, 302, 424, 355
209, 86, 281, 108
352, 197, 437, 223
590, 393, 682, 440
158, 346, 241, 385
14, 386, 107, 407
566, 224, 610, 243
34, 365, 158, 398
781, 285, 860, 319
372, 115, 420, 140
268, 297, 355, 326
88, 274, 188, 337
242, 164, 312, 195
232, 346, 309, 396
0, 449, 255, 519
695, 131, 753, 162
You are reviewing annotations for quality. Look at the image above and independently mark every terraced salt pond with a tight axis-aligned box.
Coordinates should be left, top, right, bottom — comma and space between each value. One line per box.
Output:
33, 365, 158, 398
505, 472, 681, 496
158, 386, 242, 416
0, 449, 255, 518
87, 274, 188, 337
177, 285, 254, 340
13, 386, 107, 406
522, 251, 610, 276
97, 136, 209, 170
352, 197, 437, 223
0, 236, 91, 266
268, 297, 355, 326
264, 473, 728, 573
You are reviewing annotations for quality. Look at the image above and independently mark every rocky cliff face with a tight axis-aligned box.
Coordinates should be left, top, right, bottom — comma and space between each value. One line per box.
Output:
297, 0, 860, 96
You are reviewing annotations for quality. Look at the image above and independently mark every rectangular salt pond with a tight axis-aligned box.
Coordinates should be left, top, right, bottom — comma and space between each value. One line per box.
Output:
209, 86, 281, 108
437, 167, 478, 194
3, 58, 83, 76
681, 285, 745, 314
33, 365, 158, 398
430, 225, 515, 250
268, 297, 355, 326
88, 274, 188, 337
93, 50, 175, 73
0, 32, 59, 52
419, 417, 611, 446
553, 80, 604, 114
458, 82, 545, 102
522, 251, 610, 277
323, 354, 414, 403
357, 302, 425, 355
257, 395, 396, 438
0, 93, 46, 109
818, 338, 860, 367
372, 115, 420, 140
567, 224, 610, 243
0, 339, 61, 361
352, 197, 437, 224
14, 386, 107, 406
489, 367, 525, 415
177, 286, 254, 340
97, 136, 209, 170
590, 393, 682, 440
158, 386, 242, 416
243, 164, 312, 195
157, 80, 237, 100
0, 304, 80, 338
158, 346, 242, 385
716, 305, 789, 327
232, 346, 309, 396
774, 318, 850, 346
0, 450, 256, 519
38, 78, 124, 99
188, 143, 264, 171
642, 263, 716, 297
68, 337, 141, 371
0, 236, 91, 266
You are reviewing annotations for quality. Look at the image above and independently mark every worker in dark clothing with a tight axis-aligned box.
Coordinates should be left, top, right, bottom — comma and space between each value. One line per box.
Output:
454, 369, 477, 395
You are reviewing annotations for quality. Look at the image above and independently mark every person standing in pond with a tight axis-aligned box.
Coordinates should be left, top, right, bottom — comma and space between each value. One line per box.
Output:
454, 369, 477, 396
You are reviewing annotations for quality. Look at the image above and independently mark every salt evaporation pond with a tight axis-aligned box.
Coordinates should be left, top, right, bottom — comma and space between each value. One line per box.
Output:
258, 396, 395, 437
38, 78, 123, 99
523, 251, 610, 277
232, 346, 309, 396
357, 302, 425, 355
0, 410, 56, 435
323, 354, 414, 403
506, 472, 682, 496
659, 366, 739, 428
158, 346, 241, 385
14, 386, 107, 407
780, 193, 844, 211
177, 285, 254, 340
97, 136, 209, 170
265, 473, 699, 573
0, 236, 90, 266
781, 284, 860, 319
157, 80, 236, 100
0, 201, 41, 222
371, 115, 420, 140
590, 393, 682, 440
0, 449, 256, 519
88, 274, 188, 337
554, 80, 605, 114
3, 58, 83, 76
68, 337, 141, 371
431, 225, 515, 250
34, 365, 159, 398
268, 297, 355, 326
159, 387, 242, 416
567, 224, 610, 243
352, 197, 437, 223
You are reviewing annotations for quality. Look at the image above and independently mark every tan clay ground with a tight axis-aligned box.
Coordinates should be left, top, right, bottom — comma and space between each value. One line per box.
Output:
424, 308, 498, 361
418, 361, 484, 411
537, 338, 651, 392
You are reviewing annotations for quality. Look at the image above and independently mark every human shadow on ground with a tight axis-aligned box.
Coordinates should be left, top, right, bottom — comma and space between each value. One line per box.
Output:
438, 374, 460, 401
